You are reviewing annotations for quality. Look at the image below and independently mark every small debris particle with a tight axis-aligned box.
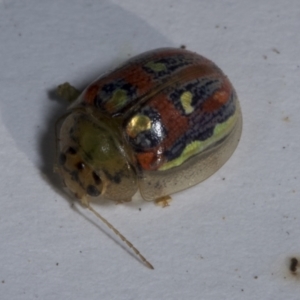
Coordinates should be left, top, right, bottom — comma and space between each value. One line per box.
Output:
56, 263, 59, 266
254, 276, 258, 279
290, 257, 298, 273
2, 280, 4, 284
272, 48, 280, 54
180, 45, 186, 49
263, 55, 267, 60
139, 208, 141, 211
283, 116, 290, 122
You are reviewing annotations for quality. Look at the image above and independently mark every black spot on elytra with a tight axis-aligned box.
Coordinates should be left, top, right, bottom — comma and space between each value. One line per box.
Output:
67, 147, 77, 155
86, 185, 100, 197
92, 172, 101, 185
112, 174, 121, 184
59, 153, 66, 165
103, 170, 122, 184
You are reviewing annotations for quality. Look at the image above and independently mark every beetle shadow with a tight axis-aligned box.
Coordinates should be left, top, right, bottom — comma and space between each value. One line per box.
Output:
0, 1, 174, 203
0, 0, 178, 269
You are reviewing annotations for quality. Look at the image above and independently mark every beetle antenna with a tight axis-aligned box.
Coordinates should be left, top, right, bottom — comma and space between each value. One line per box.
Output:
86, 203, 154, 270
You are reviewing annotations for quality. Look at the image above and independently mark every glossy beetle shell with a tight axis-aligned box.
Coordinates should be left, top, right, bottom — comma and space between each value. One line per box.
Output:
56, 48, 242, 204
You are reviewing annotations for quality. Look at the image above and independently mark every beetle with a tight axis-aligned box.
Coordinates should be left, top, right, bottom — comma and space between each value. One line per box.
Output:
55, 48, 242, 269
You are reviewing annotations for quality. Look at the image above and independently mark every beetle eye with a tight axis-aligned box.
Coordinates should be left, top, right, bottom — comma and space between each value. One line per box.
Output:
76, 162, 85, 170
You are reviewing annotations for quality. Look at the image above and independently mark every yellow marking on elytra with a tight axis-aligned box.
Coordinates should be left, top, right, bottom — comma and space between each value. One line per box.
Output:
81, 197, 154, 270
213, 113, 237, 137
105, 89, 128, 110
180, 91, 194, 114
126, 114, 152, 138
145, 61, 167, 72
159, 113, 238, 171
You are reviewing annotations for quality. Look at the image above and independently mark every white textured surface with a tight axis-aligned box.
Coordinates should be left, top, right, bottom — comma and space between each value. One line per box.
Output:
0, 1, 300, 299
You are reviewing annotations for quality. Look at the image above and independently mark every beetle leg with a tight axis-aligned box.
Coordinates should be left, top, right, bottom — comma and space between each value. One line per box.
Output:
56, 82, 80, 103
155, 195, 172, 208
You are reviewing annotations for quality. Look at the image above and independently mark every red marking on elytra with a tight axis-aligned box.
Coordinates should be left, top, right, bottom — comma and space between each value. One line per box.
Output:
120, 65, 154, 95
84, 84, 100, 105
152, 94, 189, 151
136, 152, 156, 170
202, 79, 231, 112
